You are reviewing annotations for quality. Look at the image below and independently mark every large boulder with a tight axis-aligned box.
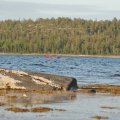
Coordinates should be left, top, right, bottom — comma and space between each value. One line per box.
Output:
28, 71, 78, 90
0, 68, 78, 91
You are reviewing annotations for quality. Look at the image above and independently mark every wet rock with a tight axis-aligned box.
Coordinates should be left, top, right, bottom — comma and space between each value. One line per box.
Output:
31, 107, 53, 112
81, 84, 120, 94
7, 95, 17, 99
0, 68, 77, 91
55, 109, 66, 111
6, 107, 29, 112
89, 89, 96, 93
91, 115, 109, 119
112, 74, 120, 77
76, 88, 96, 94
28, 71, 78, 90
101, 106, 120, 110
0, 102, 6, 106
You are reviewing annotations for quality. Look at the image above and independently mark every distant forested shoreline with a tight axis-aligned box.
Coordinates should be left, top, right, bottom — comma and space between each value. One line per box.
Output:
0, 17, 120, 55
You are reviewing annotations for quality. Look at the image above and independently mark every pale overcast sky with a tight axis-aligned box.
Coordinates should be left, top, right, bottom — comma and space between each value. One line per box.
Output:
0, 0, 120, 20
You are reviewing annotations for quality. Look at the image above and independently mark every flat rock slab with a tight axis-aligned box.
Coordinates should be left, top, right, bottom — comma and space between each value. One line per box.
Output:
0, 68, 77, 91
80, 84, 120, 94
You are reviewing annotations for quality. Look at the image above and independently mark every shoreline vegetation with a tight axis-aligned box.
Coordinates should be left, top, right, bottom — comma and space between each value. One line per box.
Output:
0, 18, 120, 55
0, 53, 120, 58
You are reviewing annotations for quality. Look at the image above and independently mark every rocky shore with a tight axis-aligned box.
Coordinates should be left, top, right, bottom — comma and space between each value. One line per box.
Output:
0, 67, 120, 119
0, 68, 120, 95
80, 84, 120, 94
0, 68, 77, 91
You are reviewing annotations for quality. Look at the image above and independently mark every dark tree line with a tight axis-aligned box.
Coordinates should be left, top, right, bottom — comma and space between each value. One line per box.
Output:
0, 17, 120, 55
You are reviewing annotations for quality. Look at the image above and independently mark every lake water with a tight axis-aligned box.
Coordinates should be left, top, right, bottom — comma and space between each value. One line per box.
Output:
0, 54, 120, 85
0, 55, 120, 120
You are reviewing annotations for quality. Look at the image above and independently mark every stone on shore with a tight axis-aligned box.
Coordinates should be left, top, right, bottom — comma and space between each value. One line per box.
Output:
0, 68, 77, 91
80, 84, 120, 94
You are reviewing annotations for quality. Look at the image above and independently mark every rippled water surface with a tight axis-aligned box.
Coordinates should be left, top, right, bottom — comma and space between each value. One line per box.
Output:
0, 55, 120, 120
0, 54, 120, 84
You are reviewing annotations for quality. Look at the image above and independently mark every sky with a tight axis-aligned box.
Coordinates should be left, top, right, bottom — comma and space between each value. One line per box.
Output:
0, 0, 120, 20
